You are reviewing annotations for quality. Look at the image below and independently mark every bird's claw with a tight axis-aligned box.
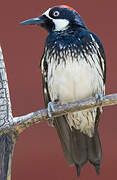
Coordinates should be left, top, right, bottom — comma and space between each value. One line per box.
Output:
95, 93, 103, 105
47, 102, 56, 126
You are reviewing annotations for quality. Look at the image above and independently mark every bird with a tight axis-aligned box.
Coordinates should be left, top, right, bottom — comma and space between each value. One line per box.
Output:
20, 5, 106, 176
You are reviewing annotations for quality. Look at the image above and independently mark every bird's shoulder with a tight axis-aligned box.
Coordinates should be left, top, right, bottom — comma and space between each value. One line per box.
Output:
45, 29, 105, 58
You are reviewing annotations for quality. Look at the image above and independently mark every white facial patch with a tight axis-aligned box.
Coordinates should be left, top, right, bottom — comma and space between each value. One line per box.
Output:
52, 19, 69, 31
43, 8, 69, 31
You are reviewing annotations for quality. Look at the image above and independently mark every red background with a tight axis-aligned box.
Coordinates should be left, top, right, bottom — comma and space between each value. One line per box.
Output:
0, 0, 117, 179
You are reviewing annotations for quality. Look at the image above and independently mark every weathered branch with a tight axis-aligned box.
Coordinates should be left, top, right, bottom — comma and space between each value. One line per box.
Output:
11, 93, 117, 133
0, 47, 16, 180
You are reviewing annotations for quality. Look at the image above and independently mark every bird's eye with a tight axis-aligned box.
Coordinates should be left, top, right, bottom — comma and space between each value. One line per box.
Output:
53, 11, 60, 17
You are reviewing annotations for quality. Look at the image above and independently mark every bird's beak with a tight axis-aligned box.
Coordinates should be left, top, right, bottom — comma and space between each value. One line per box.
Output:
19, 15, 46, 26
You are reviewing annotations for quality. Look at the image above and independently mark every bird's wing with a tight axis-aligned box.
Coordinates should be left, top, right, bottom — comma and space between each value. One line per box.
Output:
40, 53, 74, 165
91, 32, 106, 84
89, 32, 106, 127
76, 31, 106, 129
40, 53, 51, 107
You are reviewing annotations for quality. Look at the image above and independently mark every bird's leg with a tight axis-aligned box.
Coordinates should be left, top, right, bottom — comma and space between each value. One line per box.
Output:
47, 99, 59, 126
95, 93, 103, 104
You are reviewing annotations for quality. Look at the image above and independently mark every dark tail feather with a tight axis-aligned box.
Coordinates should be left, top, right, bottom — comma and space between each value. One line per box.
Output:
0, 133, 14, 180
54, 117, 88, 175
54, 116, 74, 165
73, 129, 102, 176
75, 164, 81, 177
54, 117, 102, 176
71, 128, 88, 176
87, 130, 102, 174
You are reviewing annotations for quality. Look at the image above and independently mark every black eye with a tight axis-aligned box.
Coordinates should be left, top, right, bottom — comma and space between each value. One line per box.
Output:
53, 11, 60, 17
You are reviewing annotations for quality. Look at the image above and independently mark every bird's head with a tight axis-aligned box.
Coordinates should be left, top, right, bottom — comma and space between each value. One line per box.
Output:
20, 5, 87, 32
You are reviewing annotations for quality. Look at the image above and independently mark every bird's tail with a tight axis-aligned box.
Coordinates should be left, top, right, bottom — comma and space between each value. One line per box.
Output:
54, 116, 102, 176
72, 128, 102, 176
0, 133, 15, 180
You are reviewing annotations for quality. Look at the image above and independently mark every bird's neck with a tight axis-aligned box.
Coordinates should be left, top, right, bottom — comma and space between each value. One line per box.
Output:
53, 25, 86, 35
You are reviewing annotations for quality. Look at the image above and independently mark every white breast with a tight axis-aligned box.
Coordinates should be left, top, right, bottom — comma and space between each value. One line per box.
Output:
47, 51, 104, 137
48, 57, 103, 104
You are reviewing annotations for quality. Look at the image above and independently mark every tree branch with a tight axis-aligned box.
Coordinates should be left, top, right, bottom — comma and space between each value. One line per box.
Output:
10, 93, 117, 134
0, 47, 16, 180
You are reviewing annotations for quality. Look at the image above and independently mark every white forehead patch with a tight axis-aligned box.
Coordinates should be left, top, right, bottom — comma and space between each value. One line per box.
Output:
43, 8, 52, 19
43, 8, 69, 31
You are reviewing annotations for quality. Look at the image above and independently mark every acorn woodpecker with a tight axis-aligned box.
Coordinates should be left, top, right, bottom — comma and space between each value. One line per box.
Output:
20, 5, 106, 176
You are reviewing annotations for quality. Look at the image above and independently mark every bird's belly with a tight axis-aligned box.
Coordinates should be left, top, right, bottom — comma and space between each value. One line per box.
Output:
47, 60, 103, 137
48, 60, 98, 104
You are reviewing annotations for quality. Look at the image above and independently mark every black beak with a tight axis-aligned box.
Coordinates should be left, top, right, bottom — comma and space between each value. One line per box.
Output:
19, 15, 46, 26
19, 15, 54, 32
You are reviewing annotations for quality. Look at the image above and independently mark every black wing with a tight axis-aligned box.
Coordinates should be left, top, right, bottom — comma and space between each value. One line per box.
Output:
40, 53, 51, 107
40, 52, 74, 165
89, 32, 106, 126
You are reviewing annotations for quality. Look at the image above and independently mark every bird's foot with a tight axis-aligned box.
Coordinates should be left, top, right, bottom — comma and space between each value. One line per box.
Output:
95, 93, 103, 105
47, 101, 56, 127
